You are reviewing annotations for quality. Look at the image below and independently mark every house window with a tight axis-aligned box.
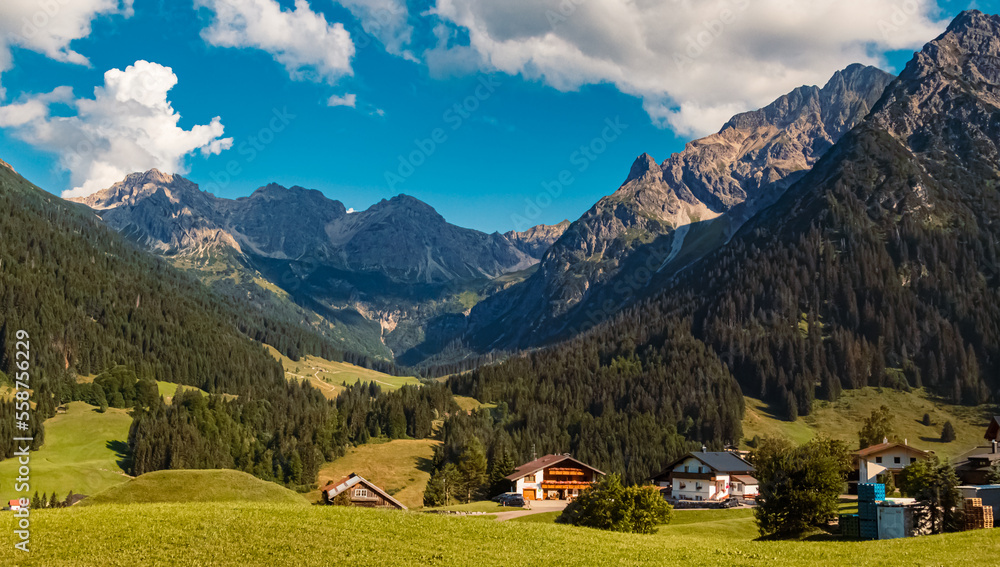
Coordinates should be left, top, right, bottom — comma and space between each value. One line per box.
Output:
525, 474, 536, 483
875, 457, 883, 464
354, 488, 369, 498
698, 466, 704, 473
695, 483, 702, 490
894, 457, 901, 464
679, 482, 686, 489
684, 465, 689, 472
910, 458, 917, 464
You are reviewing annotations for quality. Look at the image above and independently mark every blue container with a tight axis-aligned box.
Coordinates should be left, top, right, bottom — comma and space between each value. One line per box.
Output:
859, 519, 878, 540
859, 501, 879, 520
858, 483, 886, 502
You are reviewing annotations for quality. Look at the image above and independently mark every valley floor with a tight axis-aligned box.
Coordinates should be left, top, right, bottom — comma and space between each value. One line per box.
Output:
2, 503, 994, 566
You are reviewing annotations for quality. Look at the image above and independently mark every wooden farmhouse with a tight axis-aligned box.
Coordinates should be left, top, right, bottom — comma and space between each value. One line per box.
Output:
651, 451, 758, 502
505, 454, 604, 501
320, 473, 406, 510
955, 418, 1000, 485
856, 439, 931, 485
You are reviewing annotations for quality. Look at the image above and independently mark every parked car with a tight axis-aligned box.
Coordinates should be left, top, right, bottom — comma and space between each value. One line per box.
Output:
492, 492, 520, 504
503, 495, 526, 507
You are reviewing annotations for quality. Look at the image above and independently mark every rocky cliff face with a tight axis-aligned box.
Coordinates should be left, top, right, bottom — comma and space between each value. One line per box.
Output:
462, 64, 896, 353
71, 172, 565, 359
73, 175, 548, 285
503, 220, 571, 259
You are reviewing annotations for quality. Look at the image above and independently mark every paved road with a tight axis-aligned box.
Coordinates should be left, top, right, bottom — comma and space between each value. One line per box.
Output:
494, 500, 567, 522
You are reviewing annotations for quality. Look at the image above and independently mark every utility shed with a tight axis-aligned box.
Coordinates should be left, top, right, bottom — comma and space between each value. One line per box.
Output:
877, 499, 927, 540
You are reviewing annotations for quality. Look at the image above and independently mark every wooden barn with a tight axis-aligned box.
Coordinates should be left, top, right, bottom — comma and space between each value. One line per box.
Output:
320, 473, 406, 510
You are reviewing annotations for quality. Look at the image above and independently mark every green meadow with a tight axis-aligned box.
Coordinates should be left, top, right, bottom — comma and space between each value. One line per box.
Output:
82, 469, 308, 507
266, 344, 420, 400
743, 387, 992, 459
2, 502, 995, 566
0, 401, 131, 498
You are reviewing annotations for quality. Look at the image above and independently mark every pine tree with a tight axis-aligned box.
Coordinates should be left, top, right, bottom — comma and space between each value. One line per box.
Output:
940, 421, 956, 443
458, 438, 488, 503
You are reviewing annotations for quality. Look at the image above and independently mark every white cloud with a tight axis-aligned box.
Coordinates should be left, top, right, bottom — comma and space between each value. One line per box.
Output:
197, 0, 355, 84
337, 0, 417, 60
428, 0, 949, 136
0, 60, 233, 198
0, 0, 133, 98
327, 92, 357, 107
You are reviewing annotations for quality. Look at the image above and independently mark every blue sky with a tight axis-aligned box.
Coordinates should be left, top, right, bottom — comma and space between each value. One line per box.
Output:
0, 0, 993, 233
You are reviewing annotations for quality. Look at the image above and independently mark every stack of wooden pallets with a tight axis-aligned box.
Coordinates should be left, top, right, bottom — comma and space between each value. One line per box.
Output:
964, 498, 994, 530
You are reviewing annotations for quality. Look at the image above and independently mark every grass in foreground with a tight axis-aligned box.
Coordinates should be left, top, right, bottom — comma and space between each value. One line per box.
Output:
0, 401, 131, 497
4, 502, 997, 566
743, 387, 992, 459
424, 501, 524, 513
266, 344, 420, 400
83, 469, 307, 507
307, 438, 438, 508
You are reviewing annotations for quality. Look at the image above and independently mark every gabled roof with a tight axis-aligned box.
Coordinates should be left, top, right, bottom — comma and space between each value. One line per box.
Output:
505, 454, 605, 481
8, 499, 20, 507
653, 451, 755, 480
732, 474, 758, 485
320, 473, 407, 510
856, 442, 930, 458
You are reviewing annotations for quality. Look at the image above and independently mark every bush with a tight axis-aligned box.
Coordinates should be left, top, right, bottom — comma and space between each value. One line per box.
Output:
753, 436, 853, 537
899, 456, 962, 533
558, 474, 673, 534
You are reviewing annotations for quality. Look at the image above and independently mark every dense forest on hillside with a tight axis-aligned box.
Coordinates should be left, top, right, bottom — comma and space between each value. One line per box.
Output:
444, 321, 741, 483
0, 165, 414, 461
129, 381, 456, 487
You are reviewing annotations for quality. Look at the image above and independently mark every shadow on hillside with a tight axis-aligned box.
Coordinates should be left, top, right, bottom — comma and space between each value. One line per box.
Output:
415, 456, 435, 475
107, 440, 132, 473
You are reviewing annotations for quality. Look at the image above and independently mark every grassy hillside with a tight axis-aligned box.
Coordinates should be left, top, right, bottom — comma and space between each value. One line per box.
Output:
266, 345, 420, 400
83, 470, 308, 507
0, 401, 131, 497
3, 502, 996, 566
742, 387, 993, 459
155, 381, 208, 402
307, 438, 438, 508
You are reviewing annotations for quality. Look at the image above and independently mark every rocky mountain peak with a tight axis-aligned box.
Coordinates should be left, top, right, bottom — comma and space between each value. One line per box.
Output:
624, 153, 661, 184
899, 9, 1000, 85
70, 168, 204, 210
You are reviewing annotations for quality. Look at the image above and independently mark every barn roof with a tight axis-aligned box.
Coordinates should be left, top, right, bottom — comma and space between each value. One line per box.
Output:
320, 473, 407, 510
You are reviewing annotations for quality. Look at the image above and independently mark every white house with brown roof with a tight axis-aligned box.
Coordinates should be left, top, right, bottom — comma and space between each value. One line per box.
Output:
651, 451, 757, 502
856, 439, 932, 484
506, 454, 604, 501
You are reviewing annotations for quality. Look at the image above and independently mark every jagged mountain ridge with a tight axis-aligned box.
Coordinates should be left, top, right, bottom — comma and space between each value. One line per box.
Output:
72, 171, 568, 360
459, 63, 896, 354
74, 173, 553, 284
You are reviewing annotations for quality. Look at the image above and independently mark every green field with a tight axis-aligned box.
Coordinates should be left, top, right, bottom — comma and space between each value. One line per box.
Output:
266, 344, 420, 400
308, 438, 438, 509
3, 502, 996, 566
0, 401, 132, 498
743, 387, 993, 459
425, 501, 525, 513
83, 469, 308, 507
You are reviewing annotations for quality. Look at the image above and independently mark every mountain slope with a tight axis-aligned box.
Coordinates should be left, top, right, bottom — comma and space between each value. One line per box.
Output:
445, 10, 1000, 485
462, 64, 896, 353
73, 174, 565, 360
